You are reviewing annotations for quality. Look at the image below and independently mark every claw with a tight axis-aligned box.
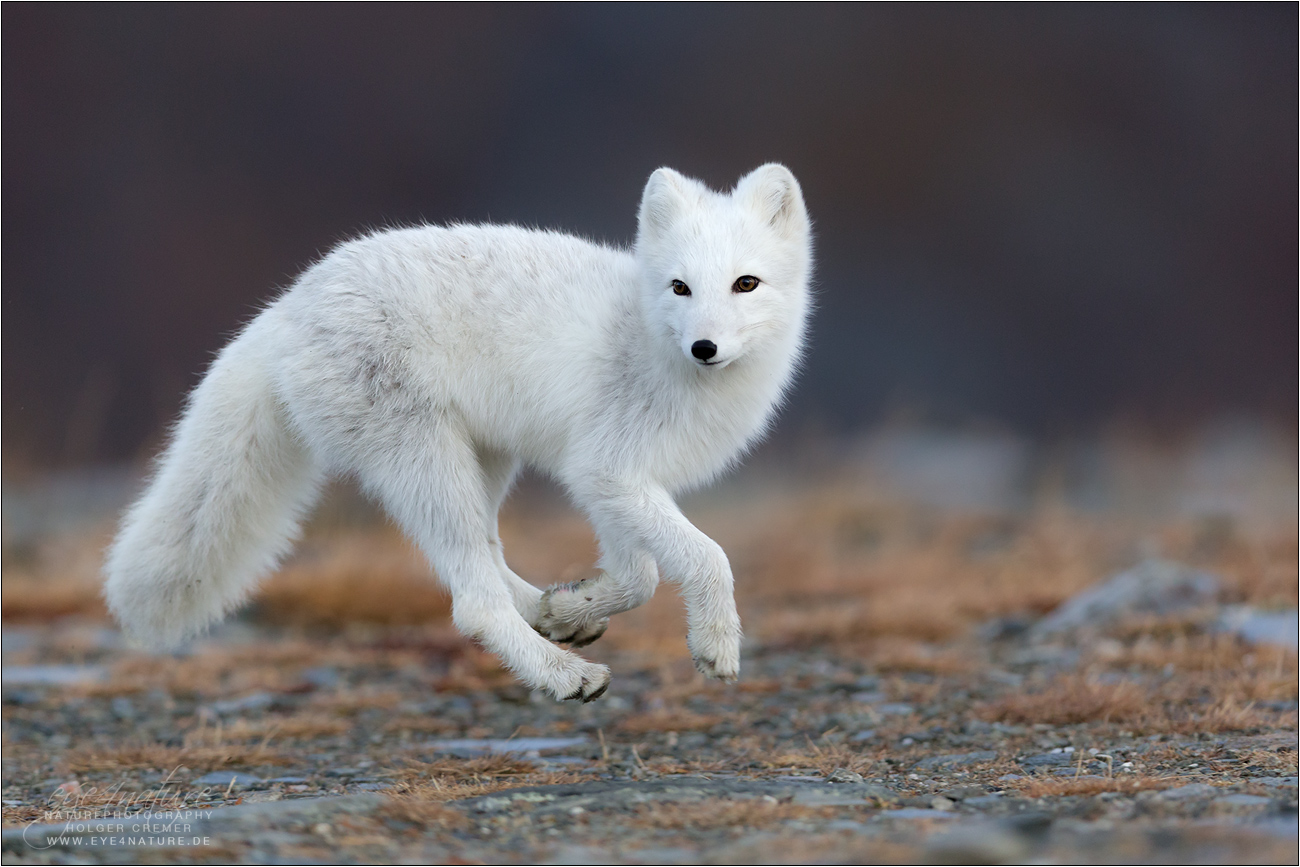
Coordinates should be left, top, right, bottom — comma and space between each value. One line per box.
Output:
582, 680, 609, 702
568, 620, 609, 648
693, 655, 740, 682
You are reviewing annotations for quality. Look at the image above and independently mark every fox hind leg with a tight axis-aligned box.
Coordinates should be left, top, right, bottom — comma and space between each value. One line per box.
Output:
363, 421, 609, 701
478, 449, 611, 647
534, 541, 656, 646
478, 450, 548, 624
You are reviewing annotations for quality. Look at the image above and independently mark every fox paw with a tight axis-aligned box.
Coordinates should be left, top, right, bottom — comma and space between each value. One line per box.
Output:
534, 583, 609, 647
551, 659, 611, 703
688, 620, 742, 682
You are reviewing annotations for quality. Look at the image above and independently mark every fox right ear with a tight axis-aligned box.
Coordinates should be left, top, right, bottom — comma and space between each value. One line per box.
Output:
638, 168, 691, 239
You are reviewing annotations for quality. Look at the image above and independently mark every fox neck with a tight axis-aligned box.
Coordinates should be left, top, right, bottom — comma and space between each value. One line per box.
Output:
625, 305, 802, 489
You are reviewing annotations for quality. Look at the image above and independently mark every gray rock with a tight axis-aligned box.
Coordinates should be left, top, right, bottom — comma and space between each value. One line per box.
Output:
826, 767, 864, 784
1217, 606, 1298, 649
1032, 559, 1219, 637
851, 690, 887, 703
3, 792, 384, 854
915, 751, 999, 771
299, 667, 342, 689
0, 629, 37, 653
323, 767, 362, 778
454, 777, 901, 815
1018, 752, 1075, 769
880, 807, 961, 821
1, 665, 107, 686
1253, 777, 1299, 789
192, 771, 263, 789
925, 823, 1030, 864
963, 794, 1006, 809
2, 689, 42, 706
423, 736, 589, 757
209, 692, 275, 715
1005, 645, 1081, 669
977, 617, 1033, 642
939, 785, 989, 801
1214, 794, 1274, 811
874, 702, 915, 716
1159, 783, 1218, 800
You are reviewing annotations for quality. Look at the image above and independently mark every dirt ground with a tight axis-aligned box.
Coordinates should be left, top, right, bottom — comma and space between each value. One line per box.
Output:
2, 430, 1297, 863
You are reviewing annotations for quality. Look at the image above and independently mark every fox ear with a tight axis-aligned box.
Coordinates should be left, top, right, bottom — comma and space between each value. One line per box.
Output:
638, 168, 692, 239
736, 163, 807, 237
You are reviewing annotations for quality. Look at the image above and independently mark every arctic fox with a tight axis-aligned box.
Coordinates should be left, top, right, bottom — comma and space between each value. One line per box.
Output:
104, 164, 813, 701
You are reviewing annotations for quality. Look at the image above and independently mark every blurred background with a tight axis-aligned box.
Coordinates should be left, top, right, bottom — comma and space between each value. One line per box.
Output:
3, 5, 1296, 475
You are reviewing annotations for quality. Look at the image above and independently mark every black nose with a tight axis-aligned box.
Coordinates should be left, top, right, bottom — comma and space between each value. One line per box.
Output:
691, 340, 717, 361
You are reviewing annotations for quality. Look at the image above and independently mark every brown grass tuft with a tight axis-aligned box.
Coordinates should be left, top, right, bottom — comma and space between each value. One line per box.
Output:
982, 676, 1148, 726
182, 714, 353, 745
1, 575, 108, 621
1006, 774, 1181, 798
399, 754, 539, 780
64, 743, 289, 773
2, 530, 112, 622
374, 797, 469, 830
256, 530, 451, 628
390, 769, 598, 803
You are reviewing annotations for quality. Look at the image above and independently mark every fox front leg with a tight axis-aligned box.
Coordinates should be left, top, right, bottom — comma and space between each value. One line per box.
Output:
576, 481, 742, 680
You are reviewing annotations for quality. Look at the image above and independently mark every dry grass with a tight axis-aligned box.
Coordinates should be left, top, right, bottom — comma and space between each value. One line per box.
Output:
384, 751, 604, 804
1005, 774, 1182, 798
1, 574, 108, 621
306, 687, 408, 714
398, 754, 540, 780
982, 676, 1149, 726
1099, 632, 1298, 705
256, 529, 451, 628
382, 716, 461, 736
390, 769, 599, 803
734, 503, 1112, 651
2, 529, 111, 621
981, 674, 1292, 735
615, 708, 728, 734
182, 714, 353, 745
3, 440, 1294, 748
64, 742, 289, 773
374, 798, 469, 830
622, 800, 839, 832
761, 739, 890, 778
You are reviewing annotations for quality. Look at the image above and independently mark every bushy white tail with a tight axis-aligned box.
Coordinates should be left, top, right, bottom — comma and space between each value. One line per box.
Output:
103, 327, 321, 649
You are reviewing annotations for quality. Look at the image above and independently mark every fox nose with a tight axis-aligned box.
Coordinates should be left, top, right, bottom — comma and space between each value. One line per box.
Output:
691, 340, 717, 361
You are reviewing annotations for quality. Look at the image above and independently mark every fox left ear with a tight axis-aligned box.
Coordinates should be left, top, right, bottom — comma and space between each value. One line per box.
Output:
736, 163, 808, 237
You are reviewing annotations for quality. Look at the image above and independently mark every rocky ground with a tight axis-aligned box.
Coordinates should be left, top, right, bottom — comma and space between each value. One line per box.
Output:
2, 435, 1297, 863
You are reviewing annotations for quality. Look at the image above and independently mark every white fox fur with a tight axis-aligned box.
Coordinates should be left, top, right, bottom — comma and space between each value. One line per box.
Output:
104, 164, 813, 701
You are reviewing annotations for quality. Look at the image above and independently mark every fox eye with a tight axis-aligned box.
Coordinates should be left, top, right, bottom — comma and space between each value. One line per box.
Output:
733, 275, 760, 293
671, 279, 691, 296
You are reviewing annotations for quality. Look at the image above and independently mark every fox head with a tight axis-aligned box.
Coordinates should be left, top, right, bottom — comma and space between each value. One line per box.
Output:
635, 164, 813, 371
